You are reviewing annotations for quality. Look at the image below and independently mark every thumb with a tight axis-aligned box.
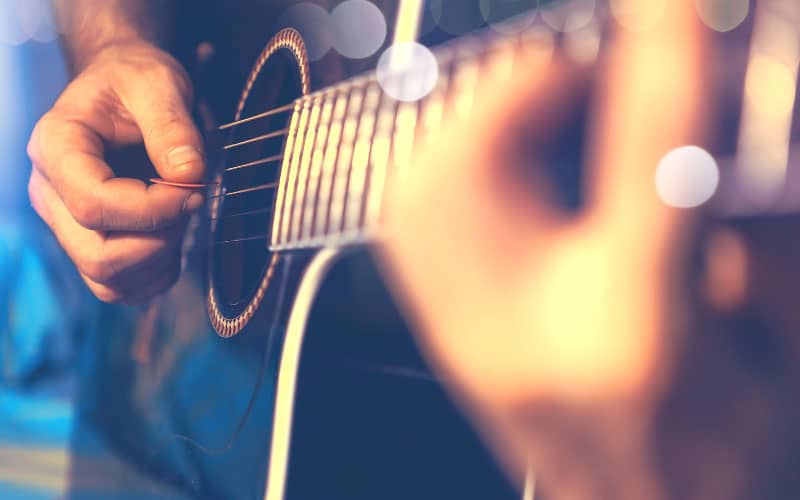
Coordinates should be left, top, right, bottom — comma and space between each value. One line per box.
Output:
124, 71, 206, 183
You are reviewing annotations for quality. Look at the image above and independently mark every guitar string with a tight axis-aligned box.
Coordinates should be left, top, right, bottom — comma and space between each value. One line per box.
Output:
214, 73, 373, 131
210, 73, 398, 237
210, 182, 279, 199
209, 207, 273, 221
210, 97, 402, 244
210, 16, 552, 138
174, 12, 596, 461
215, 235, 270, 245
209, 88, 379, 244
216, 102, 295, 131
167, 255, 293, 457
225, 154, 283, 172
222, 129, 291, 150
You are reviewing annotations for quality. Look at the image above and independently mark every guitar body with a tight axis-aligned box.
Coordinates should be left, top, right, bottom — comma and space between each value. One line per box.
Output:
66, 2, 521, 499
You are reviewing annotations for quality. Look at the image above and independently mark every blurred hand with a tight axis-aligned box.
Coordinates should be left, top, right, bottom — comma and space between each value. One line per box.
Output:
28, 40, 205, 303
380, 2, 710, 498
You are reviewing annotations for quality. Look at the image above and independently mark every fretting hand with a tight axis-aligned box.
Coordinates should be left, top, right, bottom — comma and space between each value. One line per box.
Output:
379, 1, 713, 498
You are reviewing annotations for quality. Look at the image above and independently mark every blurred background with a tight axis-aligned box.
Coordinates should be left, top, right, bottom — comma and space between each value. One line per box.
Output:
0, 1, 96, 498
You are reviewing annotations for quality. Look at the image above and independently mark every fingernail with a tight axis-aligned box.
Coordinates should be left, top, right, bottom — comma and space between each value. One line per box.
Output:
168, 145, 204, 172
185, 192, 204, 212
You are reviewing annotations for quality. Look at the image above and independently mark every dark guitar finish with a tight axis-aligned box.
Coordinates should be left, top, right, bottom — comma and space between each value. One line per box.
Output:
197, 4, 528, 495
282, 248, 518, 500
59, 1, 800, 499
64, 3, 525, 500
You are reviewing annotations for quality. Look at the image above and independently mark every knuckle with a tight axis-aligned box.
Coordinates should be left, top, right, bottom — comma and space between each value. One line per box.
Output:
142, 60, 191, 100
147, 112, 190, 144
87, 282, 123, 304
27, 185, 49, 224
68, 191, 103, 230
28, 112, 59, 162
143, 61, 176, 86
27, 176, 41, 211
78, 242, 120, 285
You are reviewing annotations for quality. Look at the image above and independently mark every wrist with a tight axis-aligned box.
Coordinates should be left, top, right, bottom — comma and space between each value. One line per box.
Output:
68, 31, 152, 74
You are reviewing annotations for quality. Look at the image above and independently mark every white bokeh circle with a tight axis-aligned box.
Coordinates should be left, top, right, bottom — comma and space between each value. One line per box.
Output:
0, 0, 30, 45
377, 42, 439, 102
541, 0, 596, 33
609, 0, 667, 31
277, 2, 333, 61
479, 0, 538, 34
331, 0, 387, 59
695, 0, 749, 32
655, 146, 720, 208
430, 0, 486, 35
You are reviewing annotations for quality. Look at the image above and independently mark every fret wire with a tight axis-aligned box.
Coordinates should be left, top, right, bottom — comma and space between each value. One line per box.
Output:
290, 96, 322, 242
213, 24, 531, 136
345, 83, 381, 234
419, 59, 450, 144
225, 154, 283, 172
364, 91, 399, 230
272, 101, 303, 245
279, 100, 312, 245
452, 46, 483, 119
302, 92, 336, 241
222, 129, 290, 150
263, 21, 576, 250
484, 33, 518, 82
327, 86, 365, 237
392, 99, 420, 174
314, 91, 350, 238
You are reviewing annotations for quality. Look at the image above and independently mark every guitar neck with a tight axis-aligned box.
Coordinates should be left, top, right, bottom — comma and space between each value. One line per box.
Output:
269, 27, 561, 251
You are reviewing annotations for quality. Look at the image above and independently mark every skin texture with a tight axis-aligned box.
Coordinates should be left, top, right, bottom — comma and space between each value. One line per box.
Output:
29, 1, 204, 303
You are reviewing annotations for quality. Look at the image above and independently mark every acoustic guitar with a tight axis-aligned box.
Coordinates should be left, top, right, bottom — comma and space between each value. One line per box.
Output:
71, 0, 789, 499
197, 2, 549, 499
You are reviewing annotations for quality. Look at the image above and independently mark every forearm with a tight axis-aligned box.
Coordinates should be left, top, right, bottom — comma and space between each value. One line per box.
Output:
52, 0, 176, 73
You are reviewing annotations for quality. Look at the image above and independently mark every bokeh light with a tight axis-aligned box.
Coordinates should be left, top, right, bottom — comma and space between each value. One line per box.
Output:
695, 0, 749, 32
331, 0, 387, 59
522, 25, 556, 60
0, 0, 29, 45
277, 2, 333, 61
565, 22, 601, 63
430, 0, 486, 36
540, 0, 595, 33
655, 146, 720, 208
609, 0, 667, 31
377, 42, 439, 102
16, 0, 55, 42
479, 0, 537, 34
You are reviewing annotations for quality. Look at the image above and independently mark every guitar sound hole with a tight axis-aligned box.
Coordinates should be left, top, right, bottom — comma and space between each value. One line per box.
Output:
210, 48, 303, 317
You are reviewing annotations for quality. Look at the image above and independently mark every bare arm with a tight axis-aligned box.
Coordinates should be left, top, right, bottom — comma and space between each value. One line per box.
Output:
52, 0, 176, 73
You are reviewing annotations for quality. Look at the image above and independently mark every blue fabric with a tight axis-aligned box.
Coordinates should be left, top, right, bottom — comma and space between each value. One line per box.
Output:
0, 220, 93, 387
0, 218, 95, 499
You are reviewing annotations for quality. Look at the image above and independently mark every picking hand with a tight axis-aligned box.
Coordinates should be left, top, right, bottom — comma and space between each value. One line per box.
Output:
28, 41, 205, 303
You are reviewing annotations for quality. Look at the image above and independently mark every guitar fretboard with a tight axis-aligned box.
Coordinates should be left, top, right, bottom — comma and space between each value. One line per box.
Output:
269, 27, 562, 250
